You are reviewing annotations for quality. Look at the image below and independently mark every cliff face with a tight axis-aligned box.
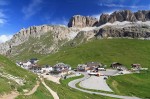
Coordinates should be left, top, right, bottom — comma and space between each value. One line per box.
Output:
1, 10, 150, 59
95, 23, 150, 38
68, 15, 98, 28
0, 25, 80, 57
98, 10, 150, 25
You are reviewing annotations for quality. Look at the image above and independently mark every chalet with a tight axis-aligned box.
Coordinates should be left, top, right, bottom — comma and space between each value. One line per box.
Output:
77, 64, 87, 71
41, 65, 53, 73
131, 64, 141, 70
50, 63, 71, 75
29, 66, 41, 73
86, 62, 103, 72
30, 58, 38, 64
77, 62, 103, 72
110, 62, 126, 71
86, 62, 103, 68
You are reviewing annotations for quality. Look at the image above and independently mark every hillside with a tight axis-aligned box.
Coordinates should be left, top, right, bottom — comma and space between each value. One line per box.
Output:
0, 10, 150, 61
38, 39, 150, 98
39, 39, 150, 68
0, 55, 37, 94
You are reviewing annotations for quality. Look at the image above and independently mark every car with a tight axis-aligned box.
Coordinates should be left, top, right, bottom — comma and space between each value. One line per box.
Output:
104, 76, 108, 80
98, 68, 106, 71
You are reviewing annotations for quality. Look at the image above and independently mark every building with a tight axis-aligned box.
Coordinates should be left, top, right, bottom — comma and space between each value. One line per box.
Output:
131, 64, 141, 70
110, 62, 126, 71
30, 58, 38, 64
41, 65, 53, 73
50, 63, 71, 75
77, 62, 103, 72
29, 66, 41, 73
77, 64, 87, 71
86, 62, 103, 67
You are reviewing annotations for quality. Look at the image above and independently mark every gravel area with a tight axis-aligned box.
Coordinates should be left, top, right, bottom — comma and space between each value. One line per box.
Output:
100, 69, 119, 76
79, 76, 113, 92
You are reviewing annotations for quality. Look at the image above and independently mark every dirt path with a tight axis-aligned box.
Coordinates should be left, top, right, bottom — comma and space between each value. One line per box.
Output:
24, 81, 40, 96
0, 91, 19, 99
40, 77, 59, 99
41, 73, 60, 84
0, 81, 40, 99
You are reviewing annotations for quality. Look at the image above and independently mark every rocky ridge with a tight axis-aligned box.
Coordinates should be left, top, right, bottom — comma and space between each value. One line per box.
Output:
0, 10, 150, 58
68, 15, 98, 28
98, 10, 150, 25
0, 25, 80, 56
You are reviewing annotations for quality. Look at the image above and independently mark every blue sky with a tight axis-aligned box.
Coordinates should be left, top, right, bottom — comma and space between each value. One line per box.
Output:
0, 0, 150, 42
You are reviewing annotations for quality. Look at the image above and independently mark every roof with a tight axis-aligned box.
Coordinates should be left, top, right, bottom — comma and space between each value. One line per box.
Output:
111, 62, 123, 65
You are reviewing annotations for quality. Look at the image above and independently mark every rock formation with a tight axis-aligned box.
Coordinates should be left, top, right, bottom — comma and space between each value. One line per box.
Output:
68, 15, 98, 28
95, 23, 150, 39
0, 25, 80, 56
1, 10, 150, 58
98, 10, 150, 25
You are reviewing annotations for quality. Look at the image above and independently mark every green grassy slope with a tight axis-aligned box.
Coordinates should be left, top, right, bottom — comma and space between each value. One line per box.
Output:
0, 55, 37, 94
39, 39, 150, 68
107, 71, 150, 98
16, 83, 53, 99
39, 39, 150, 98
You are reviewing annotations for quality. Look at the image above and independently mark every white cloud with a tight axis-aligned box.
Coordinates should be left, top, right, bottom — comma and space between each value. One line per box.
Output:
0, 35, 12, 43
99, 3, 146, 9
22, 0, 43, 19
0, 10, 7, 25
0, 18, 6, 24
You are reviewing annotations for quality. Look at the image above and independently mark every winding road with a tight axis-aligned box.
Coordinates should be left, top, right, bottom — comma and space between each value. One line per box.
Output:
68, 72, 141, 99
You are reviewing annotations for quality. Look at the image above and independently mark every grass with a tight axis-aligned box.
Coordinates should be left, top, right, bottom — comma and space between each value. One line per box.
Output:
0, 55, 37, 94
9, 31, 54, 61
38, 39, 150, 68
0, 77, 18, 94
16, 83, 53, 99
45, 75, 116, 99
38, 39, 150, 98
107, 70, 150, 98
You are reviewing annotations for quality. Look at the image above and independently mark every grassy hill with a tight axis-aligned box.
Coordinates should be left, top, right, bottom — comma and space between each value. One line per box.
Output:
0, 55, 37, 94
16, 83, 53, 99
107, 70, 150, 98
39, 39, 150, 68
38, 39, 150, 98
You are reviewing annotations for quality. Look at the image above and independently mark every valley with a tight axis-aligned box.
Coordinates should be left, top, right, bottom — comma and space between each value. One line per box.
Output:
0, 9, 150, 99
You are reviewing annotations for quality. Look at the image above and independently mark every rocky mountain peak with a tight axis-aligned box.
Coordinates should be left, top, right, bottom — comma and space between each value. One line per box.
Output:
68, 15, 98, 28
98, 10, 150, 25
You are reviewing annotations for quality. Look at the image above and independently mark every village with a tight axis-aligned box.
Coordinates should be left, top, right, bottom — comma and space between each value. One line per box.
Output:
16, 58, 148, 78
16, 58, 148, 88
16, 58, 149, 77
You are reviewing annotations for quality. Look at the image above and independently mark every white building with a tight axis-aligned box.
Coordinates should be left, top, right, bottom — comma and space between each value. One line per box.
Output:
41, 66, 53, 73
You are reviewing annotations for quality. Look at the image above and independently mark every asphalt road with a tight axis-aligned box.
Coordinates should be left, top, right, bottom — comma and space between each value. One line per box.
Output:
68, 72, 141, 99
79, 76, 113, 92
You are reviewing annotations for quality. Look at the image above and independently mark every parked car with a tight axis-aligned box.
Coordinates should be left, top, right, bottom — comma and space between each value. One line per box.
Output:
98, 68, 106, 71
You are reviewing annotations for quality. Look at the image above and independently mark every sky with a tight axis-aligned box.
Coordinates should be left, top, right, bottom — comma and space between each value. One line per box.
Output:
0, 0, 150, 43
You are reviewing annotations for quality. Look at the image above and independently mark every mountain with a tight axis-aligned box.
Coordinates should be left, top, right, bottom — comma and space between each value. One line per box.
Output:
0, 10, 150, 60
98, 10, 150, 25
68, 15, 98, 28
